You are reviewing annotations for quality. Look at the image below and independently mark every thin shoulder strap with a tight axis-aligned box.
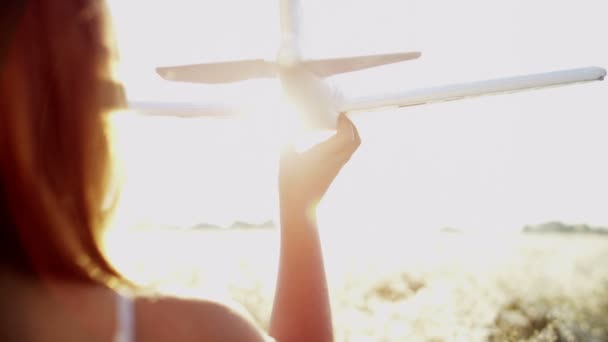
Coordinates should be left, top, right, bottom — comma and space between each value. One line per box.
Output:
114, 292, 136, 342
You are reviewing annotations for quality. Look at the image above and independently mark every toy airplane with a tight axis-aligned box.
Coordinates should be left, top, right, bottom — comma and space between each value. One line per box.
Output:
129, 0, 605, 130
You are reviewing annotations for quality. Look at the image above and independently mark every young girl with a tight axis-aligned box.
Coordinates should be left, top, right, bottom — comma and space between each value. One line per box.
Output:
0, 1, 360, 341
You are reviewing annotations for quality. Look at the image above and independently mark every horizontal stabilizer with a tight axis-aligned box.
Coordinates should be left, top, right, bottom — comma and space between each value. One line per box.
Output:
156, 60, 277, 84
156, 52, 421, 84
339, 67, 606, 113
303, 51, 421, 77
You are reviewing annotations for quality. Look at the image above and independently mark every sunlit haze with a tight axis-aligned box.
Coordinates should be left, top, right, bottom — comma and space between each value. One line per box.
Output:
106, 0, 607, 233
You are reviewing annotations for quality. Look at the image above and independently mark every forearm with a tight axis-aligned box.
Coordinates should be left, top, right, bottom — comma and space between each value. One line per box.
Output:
269, 203, 333, 342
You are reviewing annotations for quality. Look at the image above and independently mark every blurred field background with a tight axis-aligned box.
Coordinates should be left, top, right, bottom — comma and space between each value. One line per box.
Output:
105, 227, 608, 341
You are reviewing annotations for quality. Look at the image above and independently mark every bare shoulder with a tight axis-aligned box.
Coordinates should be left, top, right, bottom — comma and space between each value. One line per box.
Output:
134, 294, 275, 342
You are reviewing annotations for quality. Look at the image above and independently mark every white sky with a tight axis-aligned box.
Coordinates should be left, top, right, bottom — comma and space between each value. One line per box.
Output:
106, 0, 608, 232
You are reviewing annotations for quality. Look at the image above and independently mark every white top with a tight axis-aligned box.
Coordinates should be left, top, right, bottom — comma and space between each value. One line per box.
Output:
114, 293, 135, 342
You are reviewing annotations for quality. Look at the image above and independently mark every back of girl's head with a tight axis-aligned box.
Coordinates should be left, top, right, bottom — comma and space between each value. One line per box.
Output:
0, 0, 126, 285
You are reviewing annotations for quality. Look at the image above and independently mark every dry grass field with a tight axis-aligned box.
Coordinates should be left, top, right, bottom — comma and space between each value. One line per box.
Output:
106, 228, 608, 341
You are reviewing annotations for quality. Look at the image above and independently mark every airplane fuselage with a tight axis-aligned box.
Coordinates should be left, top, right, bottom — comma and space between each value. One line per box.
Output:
276, 39, 340, 130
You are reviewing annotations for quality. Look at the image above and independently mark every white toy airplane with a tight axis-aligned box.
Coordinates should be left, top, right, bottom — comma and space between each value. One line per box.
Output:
129, 0, 606, 130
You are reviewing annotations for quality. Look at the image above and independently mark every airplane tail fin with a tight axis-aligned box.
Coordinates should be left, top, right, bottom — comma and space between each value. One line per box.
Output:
156, 60, 277, 84
303, 51, 421, 77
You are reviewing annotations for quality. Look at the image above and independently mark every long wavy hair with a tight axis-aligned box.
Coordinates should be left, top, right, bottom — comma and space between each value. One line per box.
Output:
0, 0, 126, 285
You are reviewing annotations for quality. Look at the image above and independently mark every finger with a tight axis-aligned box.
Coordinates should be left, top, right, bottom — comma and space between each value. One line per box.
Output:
337, 113, 360, 146
343, 114, 356, 142
304, 113, 354, 158
326, 119, 360, 178
315, 128, 358, 175
313, 147, 355, 185
351, 117, 361, 146
303, 133, 349, 162
340, 113, 361, 156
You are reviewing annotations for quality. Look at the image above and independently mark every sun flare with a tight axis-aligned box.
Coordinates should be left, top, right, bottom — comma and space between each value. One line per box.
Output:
99, 1, 608, 339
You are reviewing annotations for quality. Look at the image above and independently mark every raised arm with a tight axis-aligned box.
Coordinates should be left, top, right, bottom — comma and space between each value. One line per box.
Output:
131, 115, 359, 342
269, 114, 361, 342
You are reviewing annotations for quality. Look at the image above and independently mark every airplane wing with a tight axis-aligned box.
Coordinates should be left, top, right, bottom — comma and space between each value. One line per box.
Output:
134, 66, 604, 118
338, 67, 606, 113
128, 100, 241, 117
156, 59, 277, 84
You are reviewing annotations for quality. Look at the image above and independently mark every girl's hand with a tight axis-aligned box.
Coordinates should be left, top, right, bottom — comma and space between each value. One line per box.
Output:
278, 113, 361, 214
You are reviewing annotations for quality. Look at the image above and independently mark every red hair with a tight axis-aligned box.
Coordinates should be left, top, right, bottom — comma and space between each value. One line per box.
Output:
0, 0, 126, 285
